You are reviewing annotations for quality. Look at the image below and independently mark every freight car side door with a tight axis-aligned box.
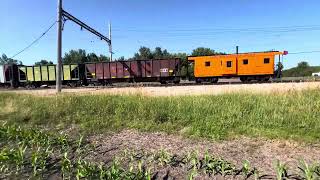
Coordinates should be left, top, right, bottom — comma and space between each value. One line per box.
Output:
254, 54, 275, 75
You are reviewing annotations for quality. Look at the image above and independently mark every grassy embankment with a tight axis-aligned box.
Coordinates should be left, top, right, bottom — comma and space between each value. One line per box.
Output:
0, 90, 320, 142
282, 66, 320, 77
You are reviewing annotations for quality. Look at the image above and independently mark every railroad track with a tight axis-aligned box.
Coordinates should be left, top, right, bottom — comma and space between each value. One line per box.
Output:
67, 77, 320, 89
1, 77, 319, 91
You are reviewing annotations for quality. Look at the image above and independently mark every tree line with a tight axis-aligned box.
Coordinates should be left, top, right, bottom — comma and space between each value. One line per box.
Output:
282, 61, 320, 77
0, 47, 223, 65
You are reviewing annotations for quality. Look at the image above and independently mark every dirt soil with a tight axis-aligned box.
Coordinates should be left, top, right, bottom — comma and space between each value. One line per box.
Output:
87, 130, 320, 179
3, 81, 320, 96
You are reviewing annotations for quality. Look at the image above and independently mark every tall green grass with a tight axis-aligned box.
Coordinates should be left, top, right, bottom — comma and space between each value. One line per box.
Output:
0, 90, 320, 142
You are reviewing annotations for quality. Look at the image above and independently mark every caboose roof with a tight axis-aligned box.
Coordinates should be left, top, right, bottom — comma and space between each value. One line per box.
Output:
188, 51, 283, 58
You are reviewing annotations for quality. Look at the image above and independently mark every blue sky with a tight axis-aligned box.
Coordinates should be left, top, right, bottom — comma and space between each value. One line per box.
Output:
0, 0, 320, 68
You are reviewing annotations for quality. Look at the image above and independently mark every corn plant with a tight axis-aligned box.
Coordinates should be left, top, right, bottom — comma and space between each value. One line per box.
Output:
154, 149, 172, 166
315, 164, 320, 176
145, 168, 152, 180
215, 158, 236, 176
188, 170, 197, 180
184, 150, 200, 171
134, 160, 152, 180
13, 143, 27, 173
31, 147, 41, 176
58, 134, 69, 152
106, 158, 124, 179
61, 152, 72, 180
76, 157, 100, 179
253, 168, 260, 180
0, 164, 9, 175
31, 146, 52, 177
76, 158, 89, 180
75, 135, 84, 154
274, 160, 289, 180
240, 160, 258, 179
98, 163, 107, 179
298, 159, 318, 180
0, 147, 10, 175
202, 151, 217, 176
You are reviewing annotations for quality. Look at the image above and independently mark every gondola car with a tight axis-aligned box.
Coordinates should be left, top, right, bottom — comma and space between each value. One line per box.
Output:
0, 64, 82, 88
188, 51, 285, 83
17, 64, 81, 87
84, 58, 181, 85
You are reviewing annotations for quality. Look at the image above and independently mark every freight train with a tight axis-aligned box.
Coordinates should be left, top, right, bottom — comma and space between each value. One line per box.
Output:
0, 50, 286, 88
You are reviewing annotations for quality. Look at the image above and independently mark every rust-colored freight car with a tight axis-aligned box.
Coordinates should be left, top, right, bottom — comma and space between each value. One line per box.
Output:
85, 59, 181, 84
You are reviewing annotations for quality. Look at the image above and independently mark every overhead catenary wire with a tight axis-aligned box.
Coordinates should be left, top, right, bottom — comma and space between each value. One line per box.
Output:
10, 21, 57, 59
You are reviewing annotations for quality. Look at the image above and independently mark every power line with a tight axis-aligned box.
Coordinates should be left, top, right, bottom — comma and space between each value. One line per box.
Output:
10, 21, 57, 59
113, 24, 320, 33
288, 50, 320, 55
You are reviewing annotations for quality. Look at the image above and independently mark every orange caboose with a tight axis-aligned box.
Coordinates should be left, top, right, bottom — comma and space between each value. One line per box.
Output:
188, 51, 285, 83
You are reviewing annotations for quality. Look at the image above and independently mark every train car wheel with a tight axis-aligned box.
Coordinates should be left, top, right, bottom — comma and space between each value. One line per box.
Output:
173, 80, 180, 84
69, 82, 77, 87
264, 76, 270, 82
240, 77, 248, 82
211, 78, 218, 83
160, 80, 167, 84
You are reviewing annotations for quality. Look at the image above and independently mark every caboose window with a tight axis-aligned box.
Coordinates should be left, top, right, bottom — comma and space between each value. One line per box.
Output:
264, 58, 270, 64
205, 61, 211, 67
226, 61, 232, 67
243, 59, 248, 65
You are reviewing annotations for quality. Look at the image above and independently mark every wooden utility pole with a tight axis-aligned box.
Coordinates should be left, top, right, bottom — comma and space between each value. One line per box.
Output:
56, 0, 63, 93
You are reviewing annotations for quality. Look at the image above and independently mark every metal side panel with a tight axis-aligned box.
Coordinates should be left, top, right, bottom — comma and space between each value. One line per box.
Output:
34, 66, 41, 82
48, 66, 56, 81
27, 67, 34, 81
41, 66, 49, 81
63, 65, 71, 80
0, 66, 4, 83
95, 63, 104, 79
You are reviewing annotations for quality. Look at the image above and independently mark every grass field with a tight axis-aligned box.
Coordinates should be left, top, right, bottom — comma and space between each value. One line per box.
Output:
1, 89, 320, 142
